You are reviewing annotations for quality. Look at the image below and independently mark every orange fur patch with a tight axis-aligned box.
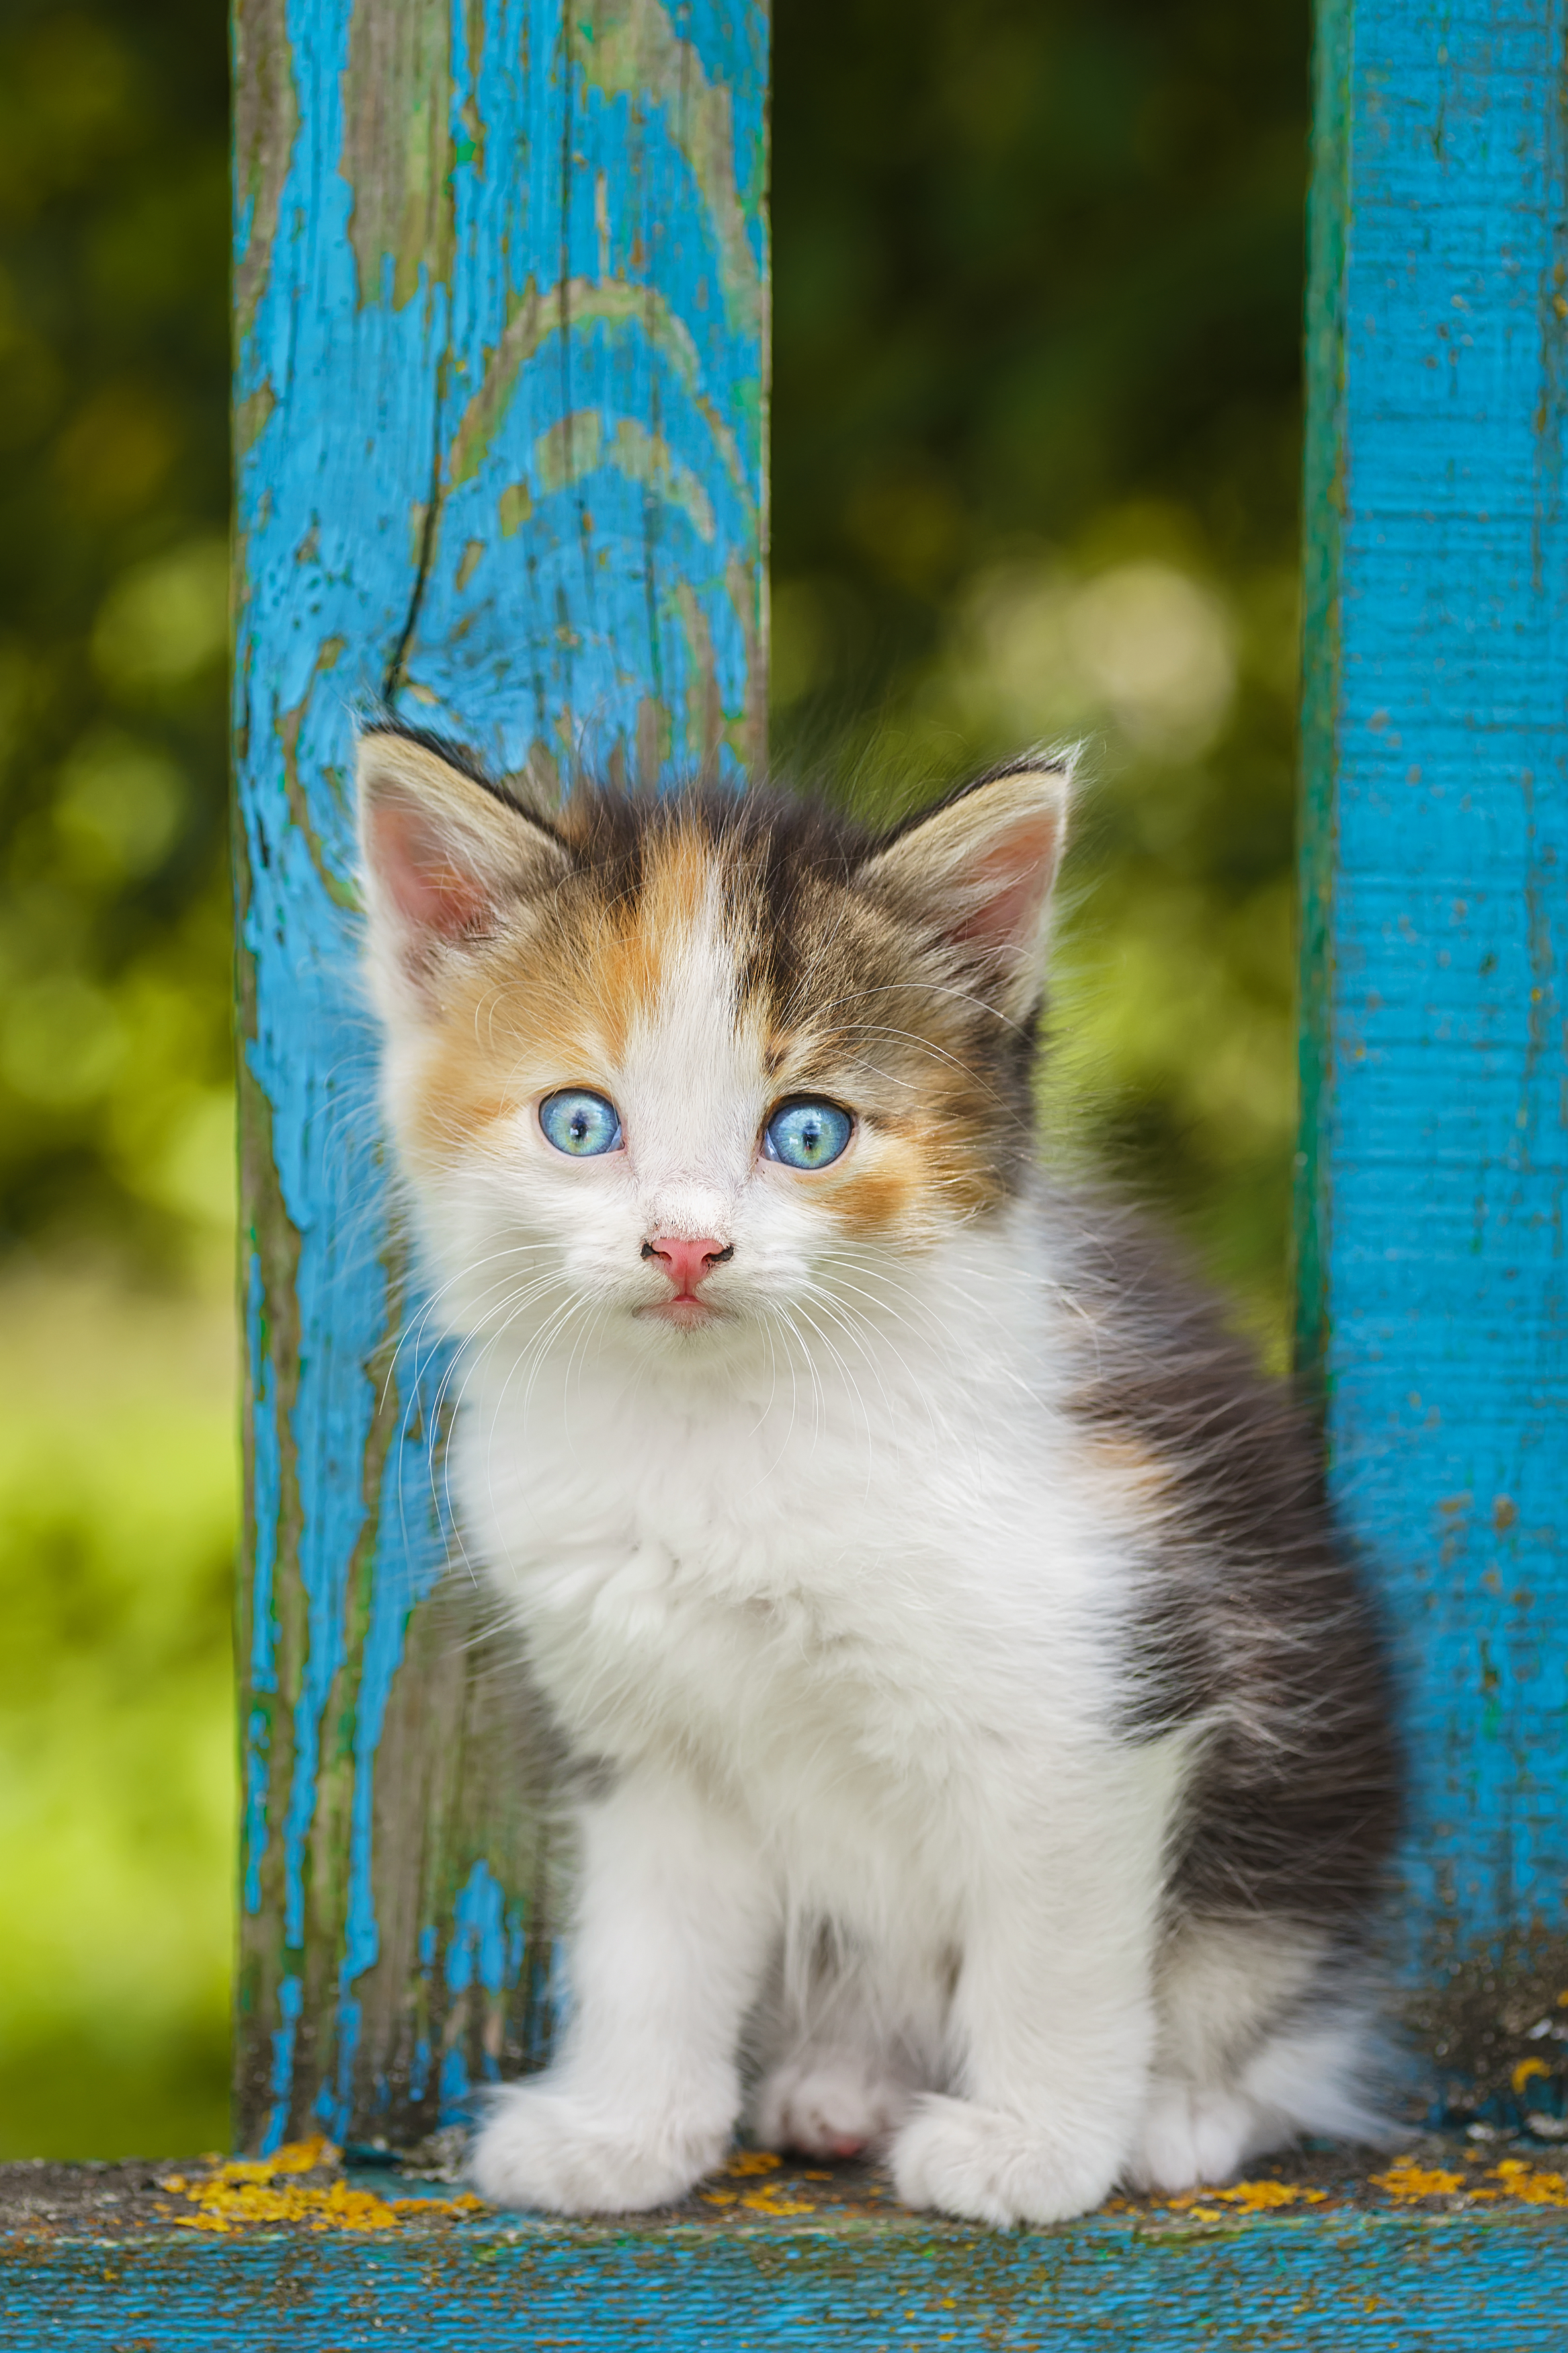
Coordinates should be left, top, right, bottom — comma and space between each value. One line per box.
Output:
823, 1139, 934, 1245
404, 824, 727, 1167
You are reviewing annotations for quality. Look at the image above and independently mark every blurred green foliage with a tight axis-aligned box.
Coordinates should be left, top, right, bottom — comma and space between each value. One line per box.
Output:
0, 0, 231, 1271
0, 1275, 235, 2161
772, 0, 1308, 1328
0, 0, 1307, 2155
0, 0, 232, 2158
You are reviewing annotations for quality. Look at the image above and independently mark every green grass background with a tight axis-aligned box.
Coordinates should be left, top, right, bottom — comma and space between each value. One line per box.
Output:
0, 0, 1309, 2154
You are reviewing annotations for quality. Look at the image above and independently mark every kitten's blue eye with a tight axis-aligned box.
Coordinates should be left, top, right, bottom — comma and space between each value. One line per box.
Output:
539, 1088, 622, 1157
763, 1098, 853, 1170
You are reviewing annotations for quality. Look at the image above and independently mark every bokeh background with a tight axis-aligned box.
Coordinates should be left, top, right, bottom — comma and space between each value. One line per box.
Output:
0, 0, 1309, 2155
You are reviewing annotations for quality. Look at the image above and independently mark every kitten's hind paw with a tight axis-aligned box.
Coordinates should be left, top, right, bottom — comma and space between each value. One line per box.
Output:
754, 2051, 911, 2160
891, 2095, 1118, 2227
468, 2081, 729, 2215
1124, 2081, 1257, 2195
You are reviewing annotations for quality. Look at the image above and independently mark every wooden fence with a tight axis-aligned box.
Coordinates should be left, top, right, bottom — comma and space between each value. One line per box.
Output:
233, 0, 1565, 2153
1302, 0, 1567, 2106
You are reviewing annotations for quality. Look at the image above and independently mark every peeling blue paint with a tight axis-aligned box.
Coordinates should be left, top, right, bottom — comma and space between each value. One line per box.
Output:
339, 1390, 446, 1990
242, 1708, 270, 1917
446, 1860, 509, 1997
14, 2208, 1568, 2351
244, 1248, 278, 1699
438, 2045, 471, 2124
1304, 0, 1568, 2007
234, 0, 768, 2142
260, 1974, 304, 2159
317, 1995, 361, 2142
438, 1860, 522, 2113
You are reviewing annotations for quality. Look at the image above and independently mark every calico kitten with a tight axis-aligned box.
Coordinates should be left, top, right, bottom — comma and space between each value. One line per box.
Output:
357, 722, 1399, 2226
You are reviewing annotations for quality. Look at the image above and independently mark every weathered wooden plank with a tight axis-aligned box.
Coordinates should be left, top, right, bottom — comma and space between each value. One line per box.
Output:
15, 2143, 1568, 2348
11, 2204, 1568, 2351
232, 0, 769, 2151
1301, 0, 1568, 2102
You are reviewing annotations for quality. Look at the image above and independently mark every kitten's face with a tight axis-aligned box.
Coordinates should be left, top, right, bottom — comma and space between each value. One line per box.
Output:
358, 733, 1067, 1358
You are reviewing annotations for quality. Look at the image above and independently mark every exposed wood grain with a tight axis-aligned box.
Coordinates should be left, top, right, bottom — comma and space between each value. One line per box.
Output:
232, 0, 769, 2151
1301, 0, 1568, 2104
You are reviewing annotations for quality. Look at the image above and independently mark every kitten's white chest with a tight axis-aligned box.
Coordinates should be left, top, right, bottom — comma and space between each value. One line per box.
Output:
481, 1448, 934, 1749
458, 1351, 1115, 1890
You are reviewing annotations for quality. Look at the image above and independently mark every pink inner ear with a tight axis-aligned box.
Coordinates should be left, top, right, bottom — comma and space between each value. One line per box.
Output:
949, 811, 1061, 955
368, 797, 495, 939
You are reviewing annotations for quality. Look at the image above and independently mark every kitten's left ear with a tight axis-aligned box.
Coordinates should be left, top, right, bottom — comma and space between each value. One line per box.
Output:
858, 756, 1072, 1019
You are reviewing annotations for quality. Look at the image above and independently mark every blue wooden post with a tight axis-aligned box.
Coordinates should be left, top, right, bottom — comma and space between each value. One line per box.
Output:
1303, 0, 1568, 2108
232, 0, 769, 2151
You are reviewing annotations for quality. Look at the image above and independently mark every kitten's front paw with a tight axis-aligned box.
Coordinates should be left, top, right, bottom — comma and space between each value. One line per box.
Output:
468, 2081, 729, 2215
891, 2095, 1117, 2226
755, 2050, 912, 2160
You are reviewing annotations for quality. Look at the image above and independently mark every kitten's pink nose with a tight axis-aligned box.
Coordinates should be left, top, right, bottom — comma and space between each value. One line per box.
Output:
642, 1236, 733, 1295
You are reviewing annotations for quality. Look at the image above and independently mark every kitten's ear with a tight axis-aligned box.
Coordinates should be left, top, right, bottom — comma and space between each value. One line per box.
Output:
858, 756, 1071, 1018
357, 725, 571, 996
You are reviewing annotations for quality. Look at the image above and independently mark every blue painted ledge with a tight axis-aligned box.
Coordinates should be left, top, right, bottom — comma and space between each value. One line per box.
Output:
7, 2146, 1568, 2350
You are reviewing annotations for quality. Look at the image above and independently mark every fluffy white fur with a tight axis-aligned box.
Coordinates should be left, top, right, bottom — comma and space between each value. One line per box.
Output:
357, 742, 1383, 2223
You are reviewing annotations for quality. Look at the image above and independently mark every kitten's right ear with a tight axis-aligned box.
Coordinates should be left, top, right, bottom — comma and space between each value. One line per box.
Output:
856, 754, 1071, 1021
357, 726, 571, 994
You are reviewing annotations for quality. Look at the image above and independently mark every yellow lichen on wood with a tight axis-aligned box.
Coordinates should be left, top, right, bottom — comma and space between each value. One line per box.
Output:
157, 2139, 487, 2234
1215, 2179, 1327, 2210
1490, 2159, 1568, 2206
736, 2187, 820, 2217
1370, 2159, 1467, 2198
1166, 2178, 1326, 2213
1372, 2153, 1568, 2206
698, 2147, 819, 2216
